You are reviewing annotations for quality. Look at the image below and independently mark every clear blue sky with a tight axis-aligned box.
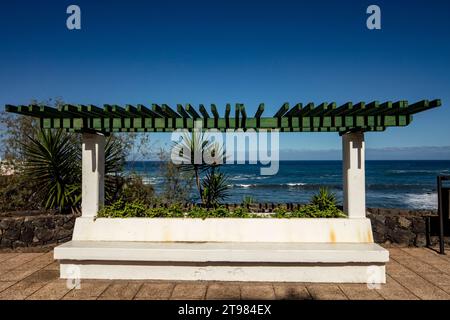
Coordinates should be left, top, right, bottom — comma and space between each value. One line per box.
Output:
1, 0, 449, 159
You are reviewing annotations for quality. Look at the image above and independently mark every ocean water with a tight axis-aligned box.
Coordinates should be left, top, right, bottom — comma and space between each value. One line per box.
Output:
124, 160, 450, 209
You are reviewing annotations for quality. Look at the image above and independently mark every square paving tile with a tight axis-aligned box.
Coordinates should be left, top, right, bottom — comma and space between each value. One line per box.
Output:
170, 283, 208, 300
97, 282, 142, 300
240, 284, 275, 300
134, 282, 175, 300
206, 283, 241, 300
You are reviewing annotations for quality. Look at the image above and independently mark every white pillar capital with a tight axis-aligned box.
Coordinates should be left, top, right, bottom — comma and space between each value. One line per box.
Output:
342, 131, 366, 218
82, 132, 105, 217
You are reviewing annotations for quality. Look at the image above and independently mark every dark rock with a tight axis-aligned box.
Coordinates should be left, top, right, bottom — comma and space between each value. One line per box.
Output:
415, 234, 427, 247
398, 216, 412, 229
392, 228, 415, 246
0, 238, 12, 248
412, 218, 426, 233
20, 227, 34, 243
12, 241, 27, 248
4, 228, 20, 240
0, 218, 14, 230
35, 228, 54, 242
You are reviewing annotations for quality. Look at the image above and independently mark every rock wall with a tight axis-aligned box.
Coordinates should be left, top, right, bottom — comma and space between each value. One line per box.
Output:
367, 208, 449, 247
0, 211, 78, 249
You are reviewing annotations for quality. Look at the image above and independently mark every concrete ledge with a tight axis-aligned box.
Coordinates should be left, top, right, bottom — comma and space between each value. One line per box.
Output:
55, 241, 388, 283
73, 217, 374, 243
59, 263, 386, 283
55, 241, 388, 263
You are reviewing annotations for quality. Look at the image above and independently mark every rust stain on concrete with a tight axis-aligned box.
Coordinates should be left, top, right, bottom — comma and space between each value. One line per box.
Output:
329, 228, 336, 243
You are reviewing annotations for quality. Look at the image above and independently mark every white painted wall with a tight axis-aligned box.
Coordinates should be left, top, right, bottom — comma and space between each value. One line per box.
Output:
72, 217, 374, 243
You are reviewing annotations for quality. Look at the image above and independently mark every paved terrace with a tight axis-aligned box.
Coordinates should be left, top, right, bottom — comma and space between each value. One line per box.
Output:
0, 247, 449, 300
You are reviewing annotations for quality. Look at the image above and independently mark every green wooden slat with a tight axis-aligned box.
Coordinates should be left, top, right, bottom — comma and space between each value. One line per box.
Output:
254, 103, 264, 118
285, 103, 302, 117
274, 103, 289, 117
322, 102, 337, 116
406, 99, 441, 114
5, 105, 18, 113
240, 104, 247, 128
225, 104, 231, 119
152, 104, 168, 117
330, 102, 353, 116
162, 104, 181, 118
240, 104, 247, 119
346, 102, 365, 116
211, 104, 219, 118
107, 104, 134, 117
386, 100, 408, 115
235, 104, 240, 128
373, 101, 393, 115
186, 104, 201, 119
125, 104, 138, 114
84, 105, 104, 116
59, 104, 84, 118
137, 104, 161, 117
361, 101, 380, 115
309, 103, 329, 116
177, 104, 191, 118
199, 104, 209, 118
298, 103, 314, 116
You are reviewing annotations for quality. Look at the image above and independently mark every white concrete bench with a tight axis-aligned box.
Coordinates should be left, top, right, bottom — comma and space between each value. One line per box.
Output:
55, 241, 388, 283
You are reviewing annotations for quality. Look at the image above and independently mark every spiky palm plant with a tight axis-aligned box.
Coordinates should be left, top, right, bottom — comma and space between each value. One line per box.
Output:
22, 129, 126, 212
174, 130, 220, 202
201, 167, 230, 208
22, 129, 81, 211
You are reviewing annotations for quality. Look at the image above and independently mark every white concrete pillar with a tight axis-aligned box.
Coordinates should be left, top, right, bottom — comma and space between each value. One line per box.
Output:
82, 133, 105, 217
342, 132, 366, 218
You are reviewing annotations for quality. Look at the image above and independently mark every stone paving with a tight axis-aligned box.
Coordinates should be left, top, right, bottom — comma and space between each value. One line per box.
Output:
0, 247, 449, 300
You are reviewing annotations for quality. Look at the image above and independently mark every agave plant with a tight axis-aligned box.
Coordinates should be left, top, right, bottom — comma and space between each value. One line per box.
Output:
201, 167, 230, 208
311, 187, 337, 210
22, 129, 81, 211
22, 129, 127, 212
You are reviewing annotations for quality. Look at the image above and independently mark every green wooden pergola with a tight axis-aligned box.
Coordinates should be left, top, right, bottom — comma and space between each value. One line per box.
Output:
4, 99, 442, 220
5, 99, 441, 133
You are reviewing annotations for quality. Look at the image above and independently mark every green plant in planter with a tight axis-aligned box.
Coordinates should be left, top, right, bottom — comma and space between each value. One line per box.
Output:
311, 187, 337, 210
22, 129, 81, 211
242, 195, 255, 206
201, 167, 230, 208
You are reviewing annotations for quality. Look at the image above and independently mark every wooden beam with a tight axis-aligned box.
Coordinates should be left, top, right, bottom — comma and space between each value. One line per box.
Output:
211, 104, 219, 118
274, 103, 289, 117
186, 104, 201, 119
285, 103, 302, 117
137, 104, 161, 117
199, 104, 209, 119
254, 103, 264, 118
177, 104, 191, 118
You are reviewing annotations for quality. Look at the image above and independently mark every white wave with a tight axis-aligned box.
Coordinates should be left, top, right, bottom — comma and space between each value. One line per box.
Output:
389, 169, 449, 174
404, 193, 437, 210
286, 183, 307, 187
142, 177, 163, 185
234, 184, 254, 188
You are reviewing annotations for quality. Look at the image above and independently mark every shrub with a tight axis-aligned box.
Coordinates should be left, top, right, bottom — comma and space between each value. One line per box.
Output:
311, 187, 337, 211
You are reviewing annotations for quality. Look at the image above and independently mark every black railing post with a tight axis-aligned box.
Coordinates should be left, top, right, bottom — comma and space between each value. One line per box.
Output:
437, 176, 445, 254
